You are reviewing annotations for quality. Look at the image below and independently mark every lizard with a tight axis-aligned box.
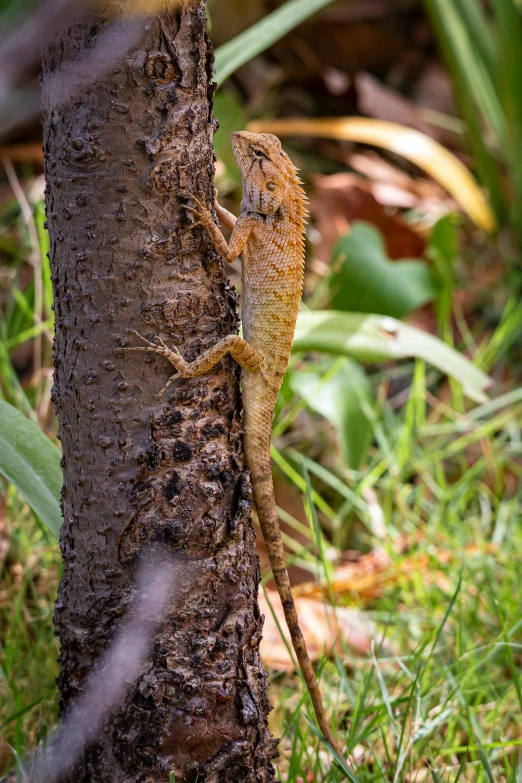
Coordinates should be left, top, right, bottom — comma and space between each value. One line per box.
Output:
125, 131, 339, 751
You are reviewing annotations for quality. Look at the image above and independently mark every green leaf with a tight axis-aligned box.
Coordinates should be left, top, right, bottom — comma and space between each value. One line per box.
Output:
428, 214, 458, 336
214, 91, 246, 186
423, 0, 506, 222
0, 399, 62, 536
293, 311, 491, 403
291, 358, 373, 470
427, 0, 504, 144
328, 223, 436, 319
428, 214, 458, 274
214, 0, 337, 85
491, 0, 522, 247
454, 0, 495, 78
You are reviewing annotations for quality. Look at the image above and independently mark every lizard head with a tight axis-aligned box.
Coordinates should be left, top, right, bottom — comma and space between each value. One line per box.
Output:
231, 131, 295, 215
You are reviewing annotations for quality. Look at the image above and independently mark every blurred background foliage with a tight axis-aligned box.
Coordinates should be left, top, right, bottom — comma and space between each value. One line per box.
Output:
1, 0, 522, 781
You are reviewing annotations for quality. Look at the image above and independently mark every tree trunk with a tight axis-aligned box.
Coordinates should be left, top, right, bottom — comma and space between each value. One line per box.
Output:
41, 2, 277, 780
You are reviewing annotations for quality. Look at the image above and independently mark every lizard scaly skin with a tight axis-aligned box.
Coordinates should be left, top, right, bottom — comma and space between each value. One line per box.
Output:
126, 132, 338, 751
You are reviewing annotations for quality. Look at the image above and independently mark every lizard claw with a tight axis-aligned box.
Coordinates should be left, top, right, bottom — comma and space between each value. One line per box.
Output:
184, 205, 202, 216
123, 330, 178, 359
156, 372, 181, 397
153, 334, 170, 350
184, 204, 203, 228
177, 191, 206, 209
122, 329, 158, 351
187, 193, 206, 211
185, 204, 214, 232
122, 330, 185, 392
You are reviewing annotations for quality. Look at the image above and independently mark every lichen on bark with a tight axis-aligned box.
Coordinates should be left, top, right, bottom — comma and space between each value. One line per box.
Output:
41, 2, 277, 780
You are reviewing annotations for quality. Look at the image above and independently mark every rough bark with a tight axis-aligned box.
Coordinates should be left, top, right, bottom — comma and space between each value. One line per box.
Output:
41, 2, 277, 780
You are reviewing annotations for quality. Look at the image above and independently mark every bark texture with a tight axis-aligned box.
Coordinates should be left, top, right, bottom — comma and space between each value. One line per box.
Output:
41, 2, 277, 780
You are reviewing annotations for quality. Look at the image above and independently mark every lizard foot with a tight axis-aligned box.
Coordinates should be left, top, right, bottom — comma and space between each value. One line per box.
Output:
177, 191, 205, 210
178, 191, 213, 230
123, 330, 188, 376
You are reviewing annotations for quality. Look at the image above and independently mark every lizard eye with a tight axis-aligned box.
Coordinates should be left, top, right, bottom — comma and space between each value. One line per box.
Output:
266, 181, 276, 192
254, 149, 265, 158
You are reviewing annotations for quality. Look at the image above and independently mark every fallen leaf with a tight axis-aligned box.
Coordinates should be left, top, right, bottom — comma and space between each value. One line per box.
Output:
356, 72, 444, 139
291, 544, 497, 602
259, 588, 380, 670
348, 151, 448, 207
310, 172, 426, 263
0, 143, 44, 167
294, 548, 391, 601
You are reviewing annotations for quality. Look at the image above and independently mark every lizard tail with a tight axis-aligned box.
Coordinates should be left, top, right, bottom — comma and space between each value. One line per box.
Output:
245, 434, 340, 753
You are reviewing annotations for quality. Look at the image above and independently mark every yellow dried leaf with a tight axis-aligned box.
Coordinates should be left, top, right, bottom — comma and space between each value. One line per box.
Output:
247, 117, 495, 233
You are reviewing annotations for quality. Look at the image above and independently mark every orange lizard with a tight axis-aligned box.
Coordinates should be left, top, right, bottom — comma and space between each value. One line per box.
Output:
125, 131, 338, 751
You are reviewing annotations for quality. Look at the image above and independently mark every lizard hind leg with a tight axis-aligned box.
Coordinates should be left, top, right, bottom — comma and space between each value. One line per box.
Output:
168, 334, 263, 377
124, 331, 263, 394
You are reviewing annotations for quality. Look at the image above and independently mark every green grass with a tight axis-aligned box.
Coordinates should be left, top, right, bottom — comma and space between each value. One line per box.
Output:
0, 490, 59, 771
424, 0, 522, 257
266, 355, 522, 782
3, 338, 521, 780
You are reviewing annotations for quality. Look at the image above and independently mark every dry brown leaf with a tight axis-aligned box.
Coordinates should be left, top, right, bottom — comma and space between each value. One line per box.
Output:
0, 143, 44, 167
309, 172, 426, 263
316, 145, 451, 221
295, 549, 391, 602
356, 72, 444, 140
259, 588, 380, 670
288, 544, 498, 607
348, 151, 448, 205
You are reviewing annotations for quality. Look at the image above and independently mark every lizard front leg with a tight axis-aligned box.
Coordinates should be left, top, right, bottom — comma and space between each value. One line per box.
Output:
124, 197, 255, 394
123, 332, 262, 395
184, 194, 252, 263
214, 195, 237, 232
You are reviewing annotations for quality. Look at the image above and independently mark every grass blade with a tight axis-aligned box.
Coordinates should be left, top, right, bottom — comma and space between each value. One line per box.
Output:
304, 714, 361, 782
214, 0, 337, 84
491, 0, 522, 248
423, 0, 506, 220
424, 0, 504, 144
0, 694, 48, 730
454, 0, 495, 77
